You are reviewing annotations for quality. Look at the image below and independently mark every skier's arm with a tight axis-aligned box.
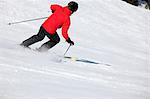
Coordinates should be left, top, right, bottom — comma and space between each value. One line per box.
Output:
62, 19, 74, 45
62, 19, 70, 40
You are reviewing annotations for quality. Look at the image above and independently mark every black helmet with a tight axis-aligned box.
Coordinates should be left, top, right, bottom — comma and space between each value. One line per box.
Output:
68, 1, 78, 13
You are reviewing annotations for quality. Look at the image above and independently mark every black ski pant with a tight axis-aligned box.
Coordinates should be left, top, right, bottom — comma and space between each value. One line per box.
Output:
21, 26, 60, 52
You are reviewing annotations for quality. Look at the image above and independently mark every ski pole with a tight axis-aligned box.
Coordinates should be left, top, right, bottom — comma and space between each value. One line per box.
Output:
8, 16, 48, 25
63, 44, 71, 56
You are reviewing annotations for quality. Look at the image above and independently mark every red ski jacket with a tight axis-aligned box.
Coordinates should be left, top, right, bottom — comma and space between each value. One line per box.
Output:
42, 4, 72, 40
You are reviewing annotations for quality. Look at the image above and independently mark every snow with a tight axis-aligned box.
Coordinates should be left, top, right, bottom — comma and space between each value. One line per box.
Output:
0, 0, 150, 99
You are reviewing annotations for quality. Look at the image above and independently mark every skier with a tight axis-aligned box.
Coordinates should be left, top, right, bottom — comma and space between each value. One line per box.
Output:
20, 1, 78, 52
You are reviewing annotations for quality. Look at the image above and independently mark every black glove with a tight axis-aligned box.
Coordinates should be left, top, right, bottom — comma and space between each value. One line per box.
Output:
66, 38, 74, 45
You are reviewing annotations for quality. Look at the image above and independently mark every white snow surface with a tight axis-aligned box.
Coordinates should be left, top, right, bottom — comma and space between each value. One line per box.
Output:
0, 0, 150, 99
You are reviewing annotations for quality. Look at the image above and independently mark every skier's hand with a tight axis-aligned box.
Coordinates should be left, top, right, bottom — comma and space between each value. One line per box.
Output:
66, 38, 74, 46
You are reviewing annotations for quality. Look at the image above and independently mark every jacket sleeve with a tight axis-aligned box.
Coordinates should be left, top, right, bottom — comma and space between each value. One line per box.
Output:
62, 18, 71, 40
50, 4, 62, 12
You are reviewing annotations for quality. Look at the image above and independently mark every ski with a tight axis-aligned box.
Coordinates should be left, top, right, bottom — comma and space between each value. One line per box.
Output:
64, 56, 111, 66
19, 44, 40, 52
19, 45, 111, 66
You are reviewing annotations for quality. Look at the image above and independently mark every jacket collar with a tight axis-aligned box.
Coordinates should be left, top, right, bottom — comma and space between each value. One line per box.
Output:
63, 6, 72, 16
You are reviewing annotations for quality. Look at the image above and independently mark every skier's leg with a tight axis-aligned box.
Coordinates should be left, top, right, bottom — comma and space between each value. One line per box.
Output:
38, 33, 60, 52
20, 27, 45, 47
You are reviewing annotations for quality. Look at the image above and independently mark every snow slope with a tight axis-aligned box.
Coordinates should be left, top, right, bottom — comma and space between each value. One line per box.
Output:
0, 0, 150, 99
